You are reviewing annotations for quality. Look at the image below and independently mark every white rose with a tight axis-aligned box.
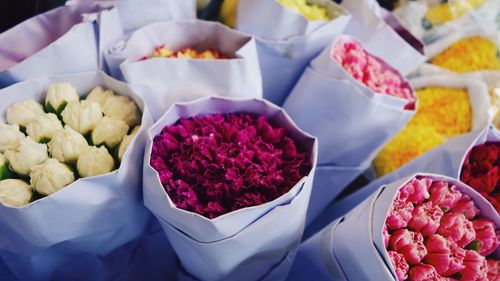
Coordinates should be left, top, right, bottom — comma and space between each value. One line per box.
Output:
86, 86, 115, 108
0, 179, 32, 208
26, 113, 63, 143
4, 137, 48, 176
61, 100, 103, 135
0, 153, 12, 180
0, 122, 25, 153
102, 95, 141, 127
30, 159, 75, 196
118, 126, 140, 161
91, 117, 129, 148
45, 82, 79, 114
48, 126, 88, 164
7, 99, 45, 127
77, 146, 115, 178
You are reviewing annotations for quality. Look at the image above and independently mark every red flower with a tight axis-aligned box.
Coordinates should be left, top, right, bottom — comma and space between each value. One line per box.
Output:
460, 142, 499, 200
408, 202, 444, 238
386, 194, 414, 231
388, 251, 409, 281
471, 218, 500, 256
437, 213, 476, 247
424, 234, 466, 276
389, 229, 427, 265
428, 181, 462, 212
408, 264, 443, 281
456, 250, 488, 281
150, 113, 311, 219
449, 194, 480, 220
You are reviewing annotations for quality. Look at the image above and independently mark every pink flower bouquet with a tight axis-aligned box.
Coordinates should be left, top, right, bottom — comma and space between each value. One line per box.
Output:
143, 96, 317, 281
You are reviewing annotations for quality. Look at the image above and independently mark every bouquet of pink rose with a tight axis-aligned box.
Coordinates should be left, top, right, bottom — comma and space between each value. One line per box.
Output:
288, 174, 499, 281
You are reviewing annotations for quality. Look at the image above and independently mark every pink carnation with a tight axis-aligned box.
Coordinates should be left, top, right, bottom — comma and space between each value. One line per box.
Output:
437, 213, 476, 247
424, 234, 466, 276
388, 251, 409, 281
386, 195, 414, 231
383, 224, 390, 248
471, 218, 500, 256
457, 250, 488, 281
408, 201, 444, 238
389, 229, 427, 265
429, 181, 462, 212
400, 176, 432, 204
408, 264, 444, 281
331, 39, 416, 110
487, 259, 499, 281
150, 113, 311, 219
449, 194, 480, 220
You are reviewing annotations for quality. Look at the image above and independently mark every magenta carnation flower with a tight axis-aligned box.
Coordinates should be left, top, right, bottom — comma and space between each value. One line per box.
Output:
449, 194, 480, 220
408, 201, 444, 238
400, 176, 432, 204
424, 234, 466, 276
471, 218, 500, 256
408, 264, 443, 281
386, 194, 414, 231
389, 229, 427, 265
437, 213, 476, 247
429, 181, 462, 212
150, 113, 311, 219
387, 251, 409, 281
457, 250, 488, 281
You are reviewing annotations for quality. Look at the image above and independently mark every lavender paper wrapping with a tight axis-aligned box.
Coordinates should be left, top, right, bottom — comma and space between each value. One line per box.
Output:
0, 71, 153, 281
283, 34, 416, 225
236, 0, 351, 106
105, 20, 263, 121
143, 96, 318, 281
339, 0, 425, 76
289, 173, 500, 281
0, 4, 123, 88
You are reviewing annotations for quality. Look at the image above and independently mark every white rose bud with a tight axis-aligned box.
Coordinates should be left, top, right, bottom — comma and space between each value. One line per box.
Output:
118, 126, 140, 161
77, 146, 115, 178
4, 137, 48, 176
102, 95, 141, 127
26, 113, 63, 143
0, 154, 12, 180
30, 159, 75, 196
48, 126, 88, 164
45, 82, 79, 114
7, 99, 45, 127
61, 100, 103, 135
86, 86, 115, 108
0, 122, 25, 153
0, 179, 32, 208
91, 117, 129, 148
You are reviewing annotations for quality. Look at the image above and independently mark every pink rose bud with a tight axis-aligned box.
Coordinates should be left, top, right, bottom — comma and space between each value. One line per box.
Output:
408, 202, 444, 238
437, 213, 476, 247
429, 181, 462, 212
424, 234, 466, 276
408, 264, 442, 281
386, 196, 414, 230
389, 229, 427, 265
487, 259, 499, 281
457, 250, 488, 281
470, 219, 500, 256
383, 224, 390, 248
400, 177, 432, 204
449, 194, 480, 220
388, 251, 409, 281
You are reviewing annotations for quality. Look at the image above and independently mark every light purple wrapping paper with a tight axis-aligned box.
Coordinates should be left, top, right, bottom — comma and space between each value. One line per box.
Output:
0, 4, 123, 88
289, 173, 500, 281
0, 71, 154, 281
143, 96, 318, 281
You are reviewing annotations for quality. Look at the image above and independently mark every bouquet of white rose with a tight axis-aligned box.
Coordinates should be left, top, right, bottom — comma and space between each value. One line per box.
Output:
0, 71, 153, 281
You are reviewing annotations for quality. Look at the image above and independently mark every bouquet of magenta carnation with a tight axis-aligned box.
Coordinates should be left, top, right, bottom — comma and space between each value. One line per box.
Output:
143, 96, 317, 281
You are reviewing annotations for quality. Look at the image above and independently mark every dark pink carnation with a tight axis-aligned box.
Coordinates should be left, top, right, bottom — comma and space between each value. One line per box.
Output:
437, 213, 476, 247
408, 264, 443, 281
429, 181, 462, 212
424, 234, 466, 276
400, 176, 432, 204
386, 194, 414, 231
456, 250, 488, 281
408, 201, 444, 238
150, 113, 311, 219
487, 259, 499, 281
449, 194, 480, 220
471, 218, 500, 256
388, 251, 409, 281
389, 229, 427, 265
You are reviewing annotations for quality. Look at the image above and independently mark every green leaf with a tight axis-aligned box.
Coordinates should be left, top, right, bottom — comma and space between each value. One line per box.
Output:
465, 240, 482, 252
0, 164, 12, 181
421, 18, 433, 30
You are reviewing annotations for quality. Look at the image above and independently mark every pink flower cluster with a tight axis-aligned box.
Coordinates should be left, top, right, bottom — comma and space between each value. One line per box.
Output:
461, 142, 499, 213
150, 113, 311, 219
332, 39, 416, 110
385, 176, 499, 280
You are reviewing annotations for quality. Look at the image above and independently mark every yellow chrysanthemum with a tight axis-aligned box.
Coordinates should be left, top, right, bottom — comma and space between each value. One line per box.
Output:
277, 0, 331, 21
220, 0, 238, 28
431, 36, 500, 73
410, 87, 472, 137
374, 124, 446, 177
423, 0, 485, 27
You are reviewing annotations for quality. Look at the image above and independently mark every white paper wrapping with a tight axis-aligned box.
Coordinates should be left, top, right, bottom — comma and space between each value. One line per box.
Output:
290, 173, 500, 281
340, 0, 426, 75
236, 0, 351, 105
0, 71, 154, 281
105, 19, 263, 121
143, 96, 318, 281
0, 4, 123, 88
